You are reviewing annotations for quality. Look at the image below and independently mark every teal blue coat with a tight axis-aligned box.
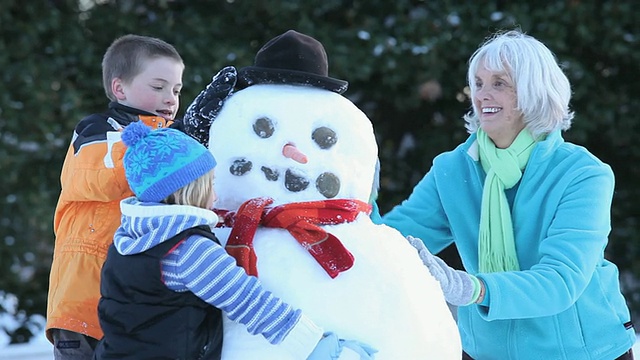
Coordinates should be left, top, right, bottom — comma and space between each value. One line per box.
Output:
381, 131, 635, 359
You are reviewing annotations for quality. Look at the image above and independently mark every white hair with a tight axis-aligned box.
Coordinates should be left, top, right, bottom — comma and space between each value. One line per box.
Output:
463, 30, 574, 138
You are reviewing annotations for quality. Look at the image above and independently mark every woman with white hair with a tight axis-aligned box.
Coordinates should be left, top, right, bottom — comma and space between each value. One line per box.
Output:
378, 30, 636, 359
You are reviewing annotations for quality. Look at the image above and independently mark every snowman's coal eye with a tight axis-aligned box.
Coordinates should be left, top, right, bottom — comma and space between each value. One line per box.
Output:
230, 158, 252, 176
253, 117, 275, 138
312, 126, 337, 149
316, 172, 340, 198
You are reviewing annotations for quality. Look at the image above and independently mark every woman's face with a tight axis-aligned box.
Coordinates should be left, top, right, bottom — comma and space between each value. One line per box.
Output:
473, 65, 525, 148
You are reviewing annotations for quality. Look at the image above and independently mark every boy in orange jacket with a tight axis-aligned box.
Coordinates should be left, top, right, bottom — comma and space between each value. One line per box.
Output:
46, 34, 185, 359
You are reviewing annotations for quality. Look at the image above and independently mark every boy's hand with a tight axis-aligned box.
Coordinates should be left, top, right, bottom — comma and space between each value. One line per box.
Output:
182, 66, 237, 147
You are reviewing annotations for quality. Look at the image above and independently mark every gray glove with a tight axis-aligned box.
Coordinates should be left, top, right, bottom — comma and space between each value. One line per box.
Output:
182, 66, 237, 147
407, 236, 482, 306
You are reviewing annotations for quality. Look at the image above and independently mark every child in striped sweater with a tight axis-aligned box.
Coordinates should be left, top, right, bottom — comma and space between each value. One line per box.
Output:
93, 121, 375, 359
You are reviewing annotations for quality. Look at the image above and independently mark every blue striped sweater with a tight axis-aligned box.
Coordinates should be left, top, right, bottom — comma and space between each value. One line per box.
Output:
114, 197, 322, 356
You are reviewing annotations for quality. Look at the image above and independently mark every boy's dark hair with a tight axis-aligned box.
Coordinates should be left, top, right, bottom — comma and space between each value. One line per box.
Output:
101, 34, 183, 101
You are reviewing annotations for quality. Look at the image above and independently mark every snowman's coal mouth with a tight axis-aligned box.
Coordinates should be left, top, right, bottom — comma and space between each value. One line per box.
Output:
230, 159, 340, 198
283, 168, 309, 192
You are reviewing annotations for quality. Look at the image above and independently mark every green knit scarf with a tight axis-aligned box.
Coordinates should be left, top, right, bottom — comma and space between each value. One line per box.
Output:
477, 128, 536, 273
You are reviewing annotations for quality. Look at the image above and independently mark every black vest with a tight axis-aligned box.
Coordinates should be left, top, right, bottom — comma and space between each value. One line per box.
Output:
94, 226, 223, 360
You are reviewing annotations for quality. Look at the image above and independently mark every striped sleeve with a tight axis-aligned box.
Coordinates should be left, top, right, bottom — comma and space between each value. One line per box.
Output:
161, 236, 301, 344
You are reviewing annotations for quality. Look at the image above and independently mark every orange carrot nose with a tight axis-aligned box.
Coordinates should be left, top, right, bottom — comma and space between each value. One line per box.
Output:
282, 143, 308, 164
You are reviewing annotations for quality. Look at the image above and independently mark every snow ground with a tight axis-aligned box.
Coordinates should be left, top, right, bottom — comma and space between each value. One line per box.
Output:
0, 331, 638, 360
0, 332, 51, 360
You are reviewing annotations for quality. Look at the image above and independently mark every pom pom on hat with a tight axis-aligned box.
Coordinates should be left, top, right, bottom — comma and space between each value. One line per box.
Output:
122, 121, 217, 202
121, 120, 151, 148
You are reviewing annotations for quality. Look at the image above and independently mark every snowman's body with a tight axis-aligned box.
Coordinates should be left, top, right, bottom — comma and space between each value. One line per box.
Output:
209, 84, 461, 359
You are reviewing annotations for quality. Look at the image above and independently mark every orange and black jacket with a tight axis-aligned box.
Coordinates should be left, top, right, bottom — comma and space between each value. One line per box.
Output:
46, 102, 175, 342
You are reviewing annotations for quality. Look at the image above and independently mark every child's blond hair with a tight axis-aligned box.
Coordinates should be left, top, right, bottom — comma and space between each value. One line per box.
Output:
164, 169, 215, 209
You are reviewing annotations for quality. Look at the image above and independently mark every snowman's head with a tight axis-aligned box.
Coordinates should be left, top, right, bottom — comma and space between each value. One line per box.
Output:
208, 84, 378, 210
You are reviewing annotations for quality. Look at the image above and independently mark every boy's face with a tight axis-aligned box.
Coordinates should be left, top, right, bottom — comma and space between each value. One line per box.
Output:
112, 57, 184, 122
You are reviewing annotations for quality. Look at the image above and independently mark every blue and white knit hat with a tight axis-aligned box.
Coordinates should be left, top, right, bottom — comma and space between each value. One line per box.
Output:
122, 121, 217, 202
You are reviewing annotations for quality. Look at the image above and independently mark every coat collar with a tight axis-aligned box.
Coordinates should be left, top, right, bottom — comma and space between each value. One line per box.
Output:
463, 130, 565, 164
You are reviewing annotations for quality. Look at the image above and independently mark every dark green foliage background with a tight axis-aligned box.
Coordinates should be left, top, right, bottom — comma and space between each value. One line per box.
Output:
1, 0, 638, 343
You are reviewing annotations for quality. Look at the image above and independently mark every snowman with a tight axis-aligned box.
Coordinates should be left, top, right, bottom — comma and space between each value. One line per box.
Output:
206, 30, 461, 359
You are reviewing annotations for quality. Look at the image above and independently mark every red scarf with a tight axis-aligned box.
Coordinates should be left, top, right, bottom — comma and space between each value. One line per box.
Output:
221, 197, 372, 279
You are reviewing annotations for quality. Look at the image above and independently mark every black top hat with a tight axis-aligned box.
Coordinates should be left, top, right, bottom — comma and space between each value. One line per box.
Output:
237, 30, 348, 94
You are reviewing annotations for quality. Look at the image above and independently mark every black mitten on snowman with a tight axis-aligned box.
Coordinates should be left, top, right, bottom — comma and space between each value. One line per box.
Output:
182, 65, 237, 147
